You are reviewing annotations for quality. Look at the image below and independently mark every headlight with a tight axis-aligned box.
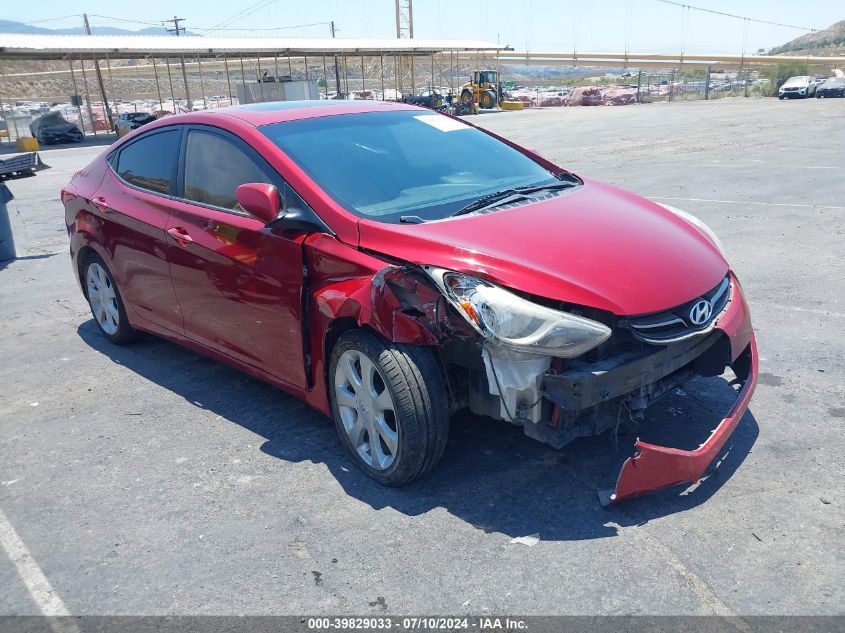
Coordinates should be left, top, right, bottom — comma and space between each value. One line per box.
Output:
425, 268, 611, 357
657, 203, 727, 259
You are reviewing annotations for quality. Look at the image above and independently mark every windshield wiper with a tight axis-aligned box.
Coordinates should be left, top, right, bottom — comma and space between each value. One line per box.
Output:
450, 181, 577, 218
399, 215, 426, 224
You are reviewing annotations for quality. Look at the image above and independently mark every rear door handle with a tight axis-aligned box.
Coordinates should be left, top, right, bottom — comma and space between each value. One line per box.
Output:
166, 226, 194, 246
92, 196, 111, 213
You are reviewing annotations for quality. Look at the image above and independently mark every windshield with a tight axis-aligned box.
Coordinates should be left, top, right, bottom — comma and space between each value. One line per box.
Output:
824, 78, 845, 86
260, 110, 562, 223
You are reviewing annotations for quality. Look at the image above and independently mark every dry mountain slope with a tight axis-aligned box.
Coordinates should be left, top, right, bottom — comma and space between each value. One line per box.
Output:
769, 20, 845, 56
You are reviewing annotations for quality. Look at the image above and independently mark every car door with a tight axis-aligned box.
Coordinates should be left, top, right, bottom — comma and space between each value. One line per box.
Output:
165, 125, 308, 388
94, 127, 184, 334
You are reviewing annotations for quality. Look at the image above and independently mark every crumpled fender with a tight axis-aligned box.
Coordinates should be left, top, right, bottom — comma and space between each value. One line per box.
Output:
302, 234, 449, 415
709, 272, 753, 361
601, 273, 757, 505
313, 266, 440, 345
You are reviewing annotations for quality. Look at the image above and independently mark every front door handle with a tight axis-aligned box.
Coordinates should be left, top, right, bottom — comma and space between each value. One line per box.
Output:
166, 226, 194, 247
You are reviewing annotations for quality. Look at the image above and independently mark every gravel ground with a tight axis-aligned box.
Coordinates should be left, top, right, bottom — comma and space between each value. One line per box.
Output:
0, 97, 843, 616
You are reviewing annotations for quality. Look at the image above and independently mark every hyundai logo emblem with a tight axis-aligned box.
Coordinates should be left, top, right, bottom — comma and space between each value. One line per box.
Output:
689, 299, 713, 326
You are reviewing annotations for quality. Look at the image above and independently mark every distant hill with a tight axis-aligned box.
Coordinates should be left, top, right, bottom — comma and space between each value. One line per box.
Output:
0, 19, 196, 36
769, 20, 845, 56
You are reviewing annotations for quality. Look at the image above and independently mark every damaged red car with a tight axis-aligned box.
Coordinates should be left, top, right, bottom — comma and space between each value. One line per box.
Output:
62, 101, 757, 503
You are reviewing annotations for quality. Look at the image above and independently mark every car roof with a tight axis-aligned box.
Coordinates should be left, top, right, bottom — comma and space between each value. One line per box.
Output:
194, 99, 421, 127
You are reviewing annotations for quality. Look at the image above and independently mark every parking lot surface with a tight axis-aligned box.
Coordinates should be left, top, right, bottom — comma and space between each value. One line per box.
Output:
1, 97, 843, 615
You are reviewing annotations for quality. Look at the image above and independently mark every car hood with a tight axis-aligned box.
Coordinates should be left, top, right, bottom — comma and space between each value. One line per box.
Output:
356, 178, 729, 316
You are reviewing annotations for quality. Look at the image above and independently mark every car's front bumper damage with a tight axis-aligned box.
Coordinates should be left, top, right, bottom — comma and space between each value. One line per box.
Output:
401, 261, 758, 505
498, 272, 758, 505
599, 333, 757, 504
595, 274, 758, 504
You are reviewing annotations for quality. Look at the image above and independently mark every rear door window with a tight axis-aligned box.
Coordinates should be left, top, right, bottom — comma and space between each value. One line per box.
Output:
115, 129, 180, 195
182, 129, 273, 212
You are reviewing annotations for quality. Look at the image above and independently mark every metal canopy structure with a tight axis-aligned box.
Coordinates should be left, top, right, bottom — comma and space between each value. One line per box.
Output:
495, 50, 845, 70
0, 34, 504, 60
0, 33, 505, 145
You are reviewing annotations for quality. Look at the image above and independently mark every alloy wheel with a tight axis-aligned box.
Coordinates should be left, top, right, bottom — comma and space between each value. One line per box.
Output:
86, 262, 119, 335
334, 349, 399, 470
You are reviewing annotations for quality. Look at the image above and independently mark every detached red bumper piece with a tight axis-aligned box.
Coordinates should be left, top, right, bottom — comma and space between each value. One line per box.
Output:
600, 335, 758, 505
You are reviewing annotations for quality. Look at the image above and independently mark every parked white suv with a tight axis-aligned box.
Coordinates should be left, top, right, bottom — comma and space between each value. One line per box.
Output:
778, 76, 813, 99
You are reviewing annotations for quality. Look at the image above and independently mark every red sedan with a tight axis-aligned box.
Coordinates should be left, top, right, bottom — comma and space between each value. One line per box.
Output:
62, 101, 757, 503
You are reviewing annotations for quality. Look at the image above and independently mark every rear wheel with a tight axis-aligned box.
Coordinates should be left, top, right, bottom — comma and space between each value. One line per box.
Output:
83, 253, 137, 344
329, 329, 449, 486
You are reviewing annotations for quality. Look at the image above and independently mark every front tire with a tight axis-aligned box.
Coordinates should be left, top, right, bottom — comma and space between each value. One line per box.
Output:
480, 89, 497, 109
83, 253, 137, 344
329, 329, 449, 486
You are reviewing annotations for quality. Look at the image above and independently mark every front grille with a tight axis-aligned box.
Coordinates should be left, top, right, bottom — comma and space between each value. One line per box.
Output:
623, 276, 731, 344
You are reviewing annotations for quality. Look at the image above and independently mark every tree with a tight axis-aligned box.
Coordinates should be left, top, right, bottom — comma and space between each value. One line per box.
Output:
765, 60, 811, 96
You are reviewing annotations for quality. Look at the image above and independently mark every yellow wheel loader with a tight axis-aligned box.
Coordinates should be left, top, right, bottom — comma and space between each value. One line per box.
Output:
459, 70, 503, 110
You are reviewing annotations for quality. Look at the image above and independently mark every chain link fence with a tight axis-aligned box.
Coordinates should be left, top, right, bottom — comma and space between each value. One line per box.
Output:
634, 69, 770, 103
497, 67, 776, 108
1, 54, 420, 147
2, 56, 777, 147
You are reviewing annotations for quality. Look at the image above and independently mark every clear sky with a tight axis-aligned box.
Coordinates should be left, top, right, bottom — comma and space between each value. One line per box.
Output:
5, 0, 842, 55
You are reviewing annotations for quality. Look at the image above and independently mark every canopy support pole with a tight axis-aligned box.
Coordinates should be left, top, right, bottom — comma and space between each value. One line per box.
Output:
380, 55, 385, 100
197, 57, 207, 109
223, 56, 234, 105
79, 58, 97, 137
239, 56, 247, 103
256, 55, 265, 102
68, 57, 85, 136
164, 56, 177, 112
151, 56, 164, 112
179, 55, 192, 110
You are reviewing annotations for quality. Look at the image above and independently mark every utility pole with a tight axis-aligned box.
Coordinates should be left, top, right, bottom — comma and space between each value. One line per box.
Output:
164, 16, 186, 36
331, 21, 342, 99
164, 17, 191, 110
83, 14, 113, 131
395, 0, 414, 95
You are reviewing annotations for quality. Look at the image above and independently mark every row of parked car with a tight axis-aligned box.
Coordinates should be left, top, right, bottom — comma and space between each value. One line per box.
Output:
778, 76, 845, 99
113, 111, 158, 133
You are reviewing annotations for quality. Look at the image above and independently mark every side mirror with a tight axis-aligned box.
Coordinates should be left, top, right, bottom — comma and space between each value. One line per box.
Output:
236, 183, 281, 224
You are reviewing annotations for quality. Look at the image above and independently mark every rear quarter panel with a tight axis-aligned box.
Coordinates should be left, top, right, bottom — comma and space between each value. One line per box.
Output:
64, 153, 111, 286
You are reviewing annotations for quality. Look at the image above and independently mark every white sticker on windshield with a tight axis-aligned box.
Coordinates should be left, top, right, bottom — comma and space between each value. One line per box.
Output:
413, 115, 469, 132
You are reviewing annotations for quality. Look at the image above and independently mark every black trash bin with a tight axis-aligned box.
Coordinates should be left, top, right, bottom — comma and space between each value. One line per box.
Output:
0, 182, 15, 262
0, 151, 51, 262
